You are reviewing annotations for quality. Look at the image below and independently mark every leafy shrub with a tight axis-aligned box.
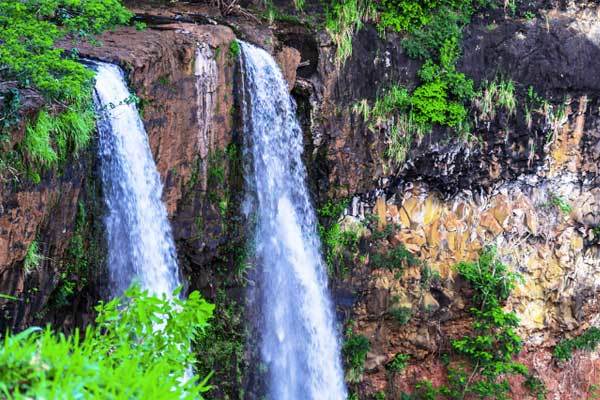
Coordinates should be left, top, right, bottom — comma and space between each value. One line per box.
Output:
401, 8, 468, 60
553, 327, 600, 362
406, 247, 533, 398
370, 243, 418, 277
447, 246, 529, 399
195, 290, 246, 398
0, 0, 131, 180
343, 331, 371, 383
0, 0, 131, 101
390, 306, 412, 325
386, 353, 410, 373
228, 40, 240, 60
317, 199, 363, 277
0, 285, 214, 398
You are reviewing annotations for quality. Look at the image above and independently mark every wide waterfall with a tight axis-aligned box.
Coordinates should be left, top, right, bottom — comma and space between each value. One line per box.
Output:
93, 62, 180, 297
240, 42, 347, 400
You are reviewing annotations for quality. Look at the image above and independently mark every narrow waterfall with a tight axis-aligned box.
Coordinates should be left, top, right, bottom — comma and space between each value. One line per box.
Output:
93, 62, 180, 297
240, 42, 347, 400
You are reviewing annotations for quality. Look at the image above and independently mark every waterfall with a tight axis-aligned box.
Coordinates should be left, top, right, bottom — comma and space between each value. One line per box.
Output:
93, 62, 180, 297
240, 42, 347, 400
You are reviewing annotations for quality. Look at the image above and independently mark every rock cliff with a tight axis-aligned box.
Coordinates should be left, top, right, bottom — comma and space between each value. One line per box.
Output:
0, 0, 599, 398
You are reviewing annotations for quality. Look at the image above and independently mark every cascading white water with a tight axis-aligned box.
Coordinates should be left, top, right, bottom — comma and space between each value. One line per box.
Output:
93, 62, 180, 297
240, 42, 347, 400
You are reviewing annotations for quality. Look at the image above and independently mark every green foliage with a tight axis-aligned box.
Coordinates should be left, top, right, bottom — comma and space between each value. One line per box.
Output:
370, 243, 418, 278
420, 265, 441, 288
401, 8, 468, 59
229, 40, 240, 60
404, 247, 532, 399
553, 327, 600, 362
523, 374, 547, 400
343, 331, 371, 383
354, 17, 476, 162
0, 0, 130, 101
0, 0, 131, 180
549, 194, 572, 215
377, 0, 476, 33
325, 0, 375, 65
21, 102, 95, 179
592, 226, 600, 243
195, 290, 247, 399
49, 201, 91, 308
455, 246, 520, 309
414, 380, 439, 400
374, 391, 386, 400
23, 240, 42, 274
389, 306, 412, 325
473, 78, 517, 121
445, 246, 529, 399
386, 353, 410, 373
317, 199, 364, 277
261, 0, 305, 24
0, 285, 214, 399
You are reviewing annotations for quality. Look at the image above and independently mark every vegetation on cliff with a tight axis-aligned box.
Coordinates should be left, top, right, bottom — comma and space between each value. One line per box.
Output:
0, 286, 214, 399
332, 0, 497, 166
403, 247, 546, 400
0, 0, 131, 182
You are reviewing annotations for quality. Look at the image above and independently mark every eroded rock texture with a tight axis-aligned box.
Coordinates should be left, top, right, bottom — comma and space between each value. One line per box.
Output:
0, 0, 599, 398
303, 4, 600, 398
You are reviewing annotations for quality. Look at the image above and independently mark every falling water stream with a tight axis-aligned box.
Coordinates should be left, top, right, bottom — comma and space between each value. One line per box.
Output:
240, 42, 347, 400
93, 62, 180, 297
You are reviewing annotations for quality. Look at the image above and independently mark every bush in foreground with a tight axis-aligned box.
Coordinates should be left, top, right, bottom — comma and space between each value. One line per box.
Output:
0, 285, 214, 399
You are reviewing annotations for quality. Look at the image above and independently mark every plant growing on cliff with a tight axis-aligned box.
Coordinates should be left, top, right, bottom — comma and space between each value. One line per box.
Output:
386, 353, 410, 373
23, 240, 42, 274
548, 194, 572, 215
553, 327, 600, 362
195, 289, 247, 399
370, 243, 418, 278
443, 246, 530, 399
343, 330, 371, 383
0, 0, 132, 181
325, 0, 376, 65
473, 78, 517, 121
317, 199, 364, 277
408, 247, 538, 399
0, 285, 214, 398
229, 40, 241, 61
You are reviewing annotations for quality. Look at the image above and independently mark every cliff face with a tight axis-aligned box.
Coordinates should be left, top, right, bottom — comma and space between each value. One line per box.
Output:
303, 3, 600, 398
0, 0, 599, 398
